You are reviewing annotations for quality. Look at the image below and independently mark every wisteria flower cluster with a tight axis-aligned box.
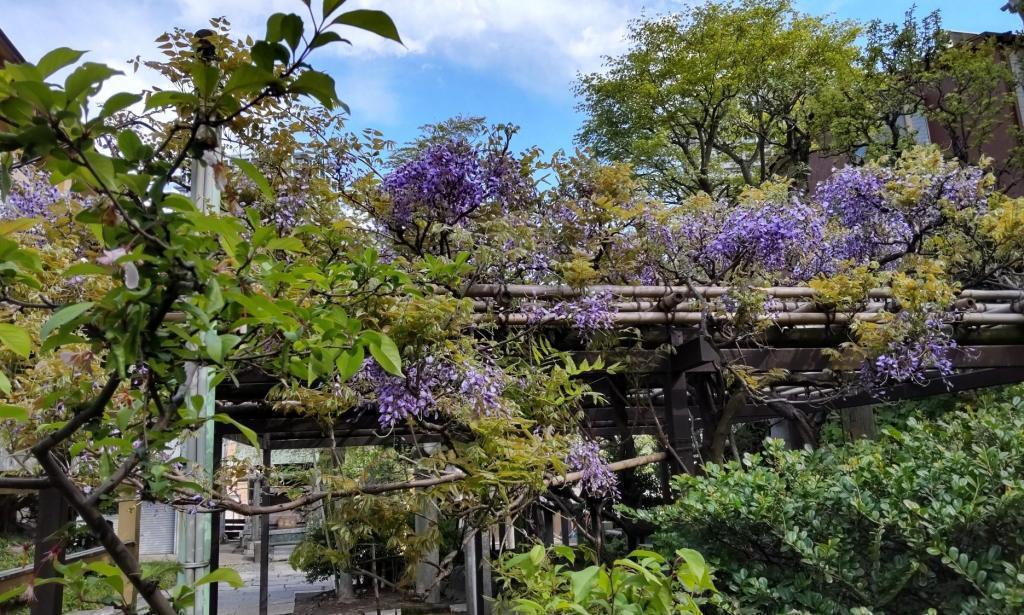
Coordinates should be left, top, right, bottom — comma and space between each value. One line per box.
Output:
815, 155, 989, 266
566, 439, 619, 500
862, 313, 957, 385
354, 356, 507, 428
1, 166, 63, 221
381, 138, 529, 230
657, 193, 832, 282
523, 291, 617, 335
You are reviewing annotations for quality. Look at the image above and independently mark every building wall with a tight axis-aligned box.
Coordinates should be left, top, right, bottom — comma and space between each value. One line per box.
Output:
809, 31, 1024, 197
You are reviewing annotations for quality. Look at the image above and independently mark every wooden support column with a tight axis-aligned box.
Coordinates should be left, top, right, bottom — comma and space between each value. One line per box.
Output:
32, 488, 72, 615
541, 508, 554, 546
841, 405, 877, 441
663, 355, 694, 475
177, 110, 220, 615
209, 432, 223, 615
116, 498, 142, 610
258, 435, 271, 615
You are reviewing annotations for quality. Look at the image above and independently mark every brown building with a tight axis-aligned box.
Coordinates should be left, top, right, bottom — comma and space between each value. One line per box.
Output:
811, 30, 1024, 197
0, 28, 24, 67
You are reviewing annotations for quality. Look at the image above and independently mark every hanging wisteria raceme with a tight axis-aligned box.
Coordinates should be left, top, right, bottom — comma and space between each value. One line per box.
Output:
860, 312, 958, 386
815, 165, 901, 263
566, 439, 620, 500
816, 154, 991, 266
273, 178, 309, 231
523, 290, 617, 335
353, 357, 508, 428
381, 138, 530, 230
658, 194, 832, 282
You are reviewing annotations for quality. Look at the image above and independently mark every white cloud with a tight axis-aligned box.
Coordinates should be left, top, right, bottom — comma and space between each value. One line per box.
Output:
3, 0, 690, 105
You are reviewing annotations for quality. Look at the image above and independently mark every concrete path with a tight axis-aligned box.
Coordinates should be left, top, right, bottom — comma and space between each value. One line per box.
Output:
216, 549, 333, 615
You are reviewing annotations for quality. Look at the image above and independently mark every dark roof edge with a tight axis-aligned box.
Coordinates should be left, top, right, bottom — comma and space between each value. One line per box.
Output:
0, 28, 25, 66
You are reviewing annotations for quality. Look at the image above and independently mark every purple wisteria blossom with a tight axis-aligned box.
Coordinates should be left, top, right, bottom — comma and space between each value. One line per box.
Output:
861, 313, 957, 386
524, 291, 617, 335
661, 196, 832, 281
354, 357, 507, 428
273, 180, 308, 231
1, 167, 63, 220
815, 162, 989, 266
381, 138, 529, 229
566, 439, 619, 500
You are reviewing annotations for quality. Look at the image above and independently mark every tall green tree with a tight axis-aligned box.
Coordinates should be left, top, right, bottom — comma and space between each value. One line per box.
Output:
575, 0, 859, 201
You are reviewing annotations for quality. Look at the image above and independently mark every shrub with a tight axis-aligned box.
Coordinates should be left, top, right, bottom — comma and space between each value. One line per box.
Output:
494, 544, 717, 614
639, 391, 1024, 613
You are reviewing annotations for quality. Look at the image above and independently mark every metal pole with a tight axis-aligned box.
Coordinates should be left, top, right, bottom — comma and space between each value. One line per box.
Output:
177, 53, 222, 610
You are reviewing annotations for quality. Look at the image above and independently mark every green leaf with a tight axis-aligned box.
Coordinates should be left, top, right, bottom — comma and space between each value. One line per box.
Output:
40, 302, 93, 341
222, 65, 276, 94
203, 330, 239, 365
145, 90, 199, 110
0, 584, 26, 604
212, 414, 259, 448
332, 10, 402, 44
63, 262, 107, 277
368, 333, 402, 376
323, 0, 347, 19
335, 345, 364, 380
0, 218, 42, 236
193, 63, 221, 99
288, 71, 339, 109
194, 567, 244, 589
100, 92, 142, 117
37, 48, 86, 78
0, 324, 30, 358
84, 561, 121, 577
232, 158, 274, 201
116, 130, 144, 160
280, 14, 304, 50
309, 31, 348, 50
265, 236, 306, 253
569, 565, 601, 604
0, 371, 10, 396
64, 62, 120, 100
0, 404, 29, 422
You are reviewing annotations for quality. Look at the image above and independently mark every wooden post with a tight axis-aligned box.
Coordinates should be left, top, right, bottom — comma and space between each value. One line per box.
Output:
177, 363, 215, 615
32, 488, 72, 615
209, 432, 223, 615
663, 362, 694, 475
116, 499, 142, 610
541, 509, 554, 547
841, 405, 878, 441
258, 436, 271, 615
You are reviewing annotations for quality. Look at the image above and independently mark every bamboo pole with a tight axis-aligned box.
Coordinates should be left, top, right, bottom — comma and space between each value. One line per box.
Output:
461, 284, 1024, 302
473, 311, 1024, 326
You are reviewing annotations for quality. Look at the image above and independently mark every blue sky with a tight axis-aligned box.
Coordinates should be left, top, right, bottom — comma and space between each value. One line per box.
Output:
3, 1, 1020, 157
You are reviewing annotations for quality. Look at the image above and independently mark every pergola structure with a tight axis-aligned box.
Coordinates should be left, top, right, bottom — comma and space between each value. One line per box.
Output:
12, 282, 1024, 615
203, 283, 1024, 615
